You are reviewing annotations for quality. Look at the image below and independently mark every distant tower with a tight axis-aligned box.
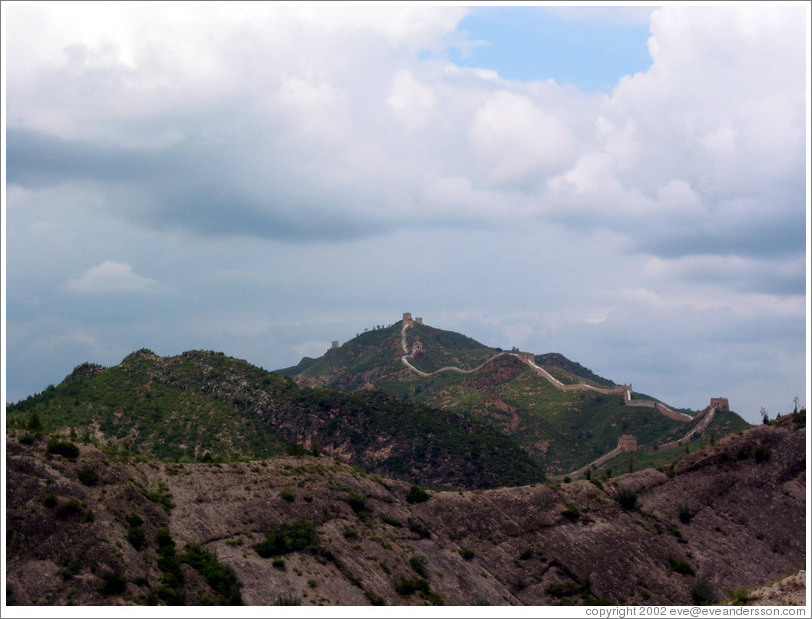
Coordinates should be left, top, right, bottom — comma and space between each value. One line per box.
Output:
412, 340, 424, 354
415, 317, 423, 325
710, 398, 729, 412
331, 341, 339, 349
617, 435, 638, 452
402, 312, 414, 327
517, 351, 535, 363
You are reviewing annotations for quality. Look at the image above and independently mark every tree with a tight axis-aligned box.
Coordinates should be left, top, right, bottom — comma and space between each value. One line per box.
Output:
27, 413, 43, 433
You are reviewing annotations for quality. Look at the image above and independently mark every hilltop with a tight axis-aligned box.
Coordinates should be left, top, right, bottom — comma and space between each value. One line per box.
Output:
5, 349, 544, 490
5, 413, 805, 606
278, 314, 751, 474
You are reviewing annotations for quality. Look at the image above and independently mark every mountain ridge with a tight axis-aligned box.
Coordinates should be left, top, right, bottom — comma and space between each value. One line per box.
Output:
6, 348, 545, 490
277, 314, 751, 474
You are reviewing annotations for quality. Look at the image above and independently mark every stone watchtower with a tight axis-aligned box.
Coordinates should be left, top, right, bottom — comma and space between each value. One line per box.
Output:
402, 312, 413, 327
412, 340, 424, 354
617, 435, 638, 452
331, 341, 340, 349
517, 351, 535, 363
710, 398, 730, 412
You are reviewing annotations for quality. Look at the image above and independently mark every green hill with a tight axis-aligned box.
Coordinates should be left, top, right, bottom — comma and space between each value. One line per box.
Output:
278, 318, 751, 474
6, 349, 545, 490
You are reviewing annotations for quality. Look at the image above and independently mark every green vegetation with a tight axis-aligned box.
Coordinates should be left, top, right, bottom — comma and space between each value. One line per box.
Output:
254, 520, 319, 558
394, 576, 443, 605
181, 543, 243, 605
126, 526, 146, 550
406, 485, 430, 504
408, 554, 429, 578
692, 574, 718, 605
77, 467, 99, 486
6, 348, 545, 490
669, 557, 695, 576
46, 438, 79, 460
459, 548, 475, 561
614, 488, 638, 511
346, 492, 369, 516
97, 573, 127, 597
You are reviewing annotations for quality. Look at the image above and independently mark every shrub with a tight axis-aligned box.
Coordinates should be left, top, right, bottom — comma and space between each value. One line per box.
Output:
343, 526, 359, 540
614, 488, 638, 511
395, 576, 430, 596
181, 542, 243, 605
692, 574, 717, 605
254, 520, 319, 558
754, 445, 772, 463
409, 554, 429, 578
43, 493, 58, 508
279, 487, 295, 502
77, 467, 99, 486
678, 505, 694, 525
27, 413, 44, 433
274, 593, 301, 605
364, 591, 385, 605
346, 492, 368, 515
669, 557, 695, 576
459, 548, 475, 561
546, 581, 581, 598
126, 526, 146, 550
406, 485, 430, 504
18, 433, 35, 445
561, 503, 581, 522
125, 512, 144, 528
97, 572, 127, 597
285, 443, 306, 457
728, 588, 755, 605
46, 438, 79, 460
55, 499, 84, 520
380, 514, 403, 528
407, 517, 431, 539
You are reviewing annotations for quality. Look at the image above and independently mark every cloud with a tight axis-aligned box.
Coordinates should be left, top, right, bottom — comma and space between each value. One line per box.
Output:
7, 5, 804, 263
3, 5, 807, 422
65, 261, 165, 294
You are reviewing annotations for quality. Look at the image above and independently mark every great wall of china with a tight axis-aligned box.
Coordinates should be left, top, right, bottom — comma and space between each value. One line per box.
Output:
395, 313, 728, 479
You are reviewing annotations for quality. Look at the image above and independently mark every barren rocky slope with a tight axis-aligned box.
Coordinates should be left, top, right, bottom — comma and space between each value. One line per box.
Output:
5, 414, 805, 607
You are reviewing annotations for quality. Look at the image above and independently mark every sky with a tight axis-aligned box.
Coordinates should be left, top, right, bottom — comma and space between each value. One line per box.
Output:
2, 2, 810, 426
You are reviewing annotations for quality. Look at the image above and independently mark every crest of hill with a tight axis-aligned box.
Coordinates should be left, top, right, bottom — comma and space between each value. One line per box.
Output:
6, 349, 545, 490
273, 317, 750, 475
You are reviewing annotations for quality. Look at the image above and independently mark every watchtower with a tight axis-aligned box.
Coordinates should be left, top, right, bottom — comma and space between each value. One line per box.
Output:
710, 397, 729, 412
402, 312, 413, 327
331, 341, 339, 349
412, 340, 424, 354
415, 317, 423, 325
617, 435, 638, 452
517, 351, 535, 363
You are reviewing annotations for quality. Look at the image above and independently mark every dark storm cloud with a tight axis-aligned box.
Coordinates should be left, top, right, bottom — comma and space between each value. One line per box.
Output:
7, 127, 388, 242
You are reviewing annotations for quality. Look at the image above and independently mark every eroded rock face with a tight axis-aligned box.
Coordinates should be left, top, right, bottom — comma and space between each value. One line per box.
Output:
5, 417, 805, 606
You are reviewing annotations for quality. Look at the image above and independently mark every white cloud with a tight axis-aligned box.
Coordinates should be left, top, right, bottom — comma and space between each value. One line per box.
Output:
65, 261, 165, 294
471, 90, 577, 188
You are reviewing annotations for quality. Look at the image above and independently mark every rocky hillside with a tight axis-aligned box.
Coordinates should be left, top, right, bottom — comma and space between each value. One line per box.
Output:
278, 318, 751, 473
6, 413, 805, 607
5, 349, 545, 490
